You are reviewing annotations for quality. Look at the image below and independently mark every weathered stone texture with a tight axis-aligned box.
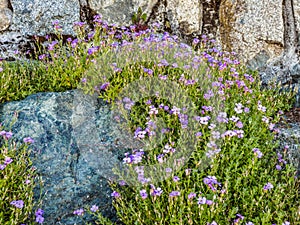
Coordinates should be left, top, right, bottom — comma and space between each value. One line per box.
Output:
8, 0, 80, 36
220, 0, 284, 66
0, 89, 142, 224
294, 0, 300, 45
0, 8, 12, 31
0, 0, 8, 8
89, 0, 158, 26
164, 0, 202, 35
0, 0, 12, 31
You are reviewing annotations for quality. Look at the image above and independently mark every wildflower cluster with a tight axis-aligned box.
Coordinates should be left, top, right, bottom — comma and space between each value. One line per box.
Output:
82, 19, 299, 224
0, 124, 42, 224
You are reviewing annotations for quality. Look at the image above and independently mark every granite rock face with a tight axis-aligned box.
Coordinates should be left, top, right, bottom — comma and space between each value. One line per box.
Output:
10, 0, 80, 36
0, 89, 142, 224
0, 0, 12, 31
0, 0, 299, 74
275, 123, 300, 177
219, 0, 284, 66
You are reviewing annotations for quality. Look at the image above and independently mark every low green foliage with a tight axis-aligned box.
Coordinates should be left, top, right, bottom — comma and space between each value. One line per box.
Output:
0, 123, 43, 224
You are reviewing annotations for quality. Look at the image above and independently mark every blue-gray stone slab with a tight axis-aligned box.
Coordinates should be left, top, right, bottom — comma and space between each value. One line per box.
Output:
0, 89, 142, 224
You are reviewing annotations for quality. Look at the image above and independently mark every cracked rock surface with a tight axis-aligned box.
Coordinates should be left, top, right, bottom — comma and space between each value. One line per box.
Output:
0, 89, 142, 224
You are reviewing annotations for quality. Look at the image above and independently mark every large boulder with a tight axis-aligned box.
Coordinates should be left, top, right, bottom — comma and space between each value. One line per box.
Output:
0, 89, 142, 224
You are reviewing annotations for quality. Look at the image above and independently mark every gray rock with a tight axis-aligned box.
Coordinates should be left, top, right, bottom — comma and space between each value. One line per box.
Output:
274, 122, 300, 176
294, 0, 300, 46
0, 8, 12, 31
0, 89, 142, 224
89, 0, 158, 26
8, 0, 80, 36
291, 63, 300, 78
0, 0, 298, 69
219, 0, 285, 65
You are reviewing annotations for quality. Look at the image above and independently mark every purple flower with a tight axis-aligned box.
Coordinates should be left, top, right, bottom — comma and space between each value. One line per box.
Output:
36, 215, 44, 224
252, 148, 263, 158
277, 153, 287, 164
158, 59, 169, 67
119, 180, 126, 186
81, 78, 87, 83
100, 82, 110, 91
197, 116, 211, 125
203, 176, 221, 191
282, 222, 290, 225
0, 67, 3, 72
246, 222, 254, 225
173, 176, 180, 182
236, 121, 243, 128
48, 41, 58, 51
52, 20, 59, 26
159, 74, 168, 80
74, 21, 86, 27
203, 90, 214, 100
10, 200, 24, 208
217, 112, 228, 123
39, 54, 46, 60
169, 191, 180, 197
165, 167, 172, 173
163, 105, 169, 111
73, 208, 84, 216
4, 157, 13, 165
71, 39, 78, 48
149, 105, 158, 115
263, 182, 274, 191
206, 199, 214, 205
262, 116, 269, 123
24, 137, 34, 144
197, 196, 206, 204
143, 68, 153, 75
188, 192, 196, 199
276, 165, 282, 170
195, 132, 202, 137
123, 149, 144, 164
5, 131, 13, 139
236, 214, 244, 219
140, 189, 148, 199
111, 191, 121, 198
258, 103, 266, 112
0, 164, 5, 170
234, 103, 243, 114
90, 205, 99, 212
208, 221, 218, 225
88, 46, 99, 55
170, 106, 181, 115
192, 38, 200, 45
233, 213, 245, 224
25, 179, 31, 184
150, 185, 163, 196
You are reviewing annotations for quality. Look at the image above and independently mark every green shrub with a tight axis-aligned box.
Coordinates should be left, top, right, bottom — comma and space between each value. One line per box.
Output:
0, 122, 43, 224
78, 28, 299, 224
